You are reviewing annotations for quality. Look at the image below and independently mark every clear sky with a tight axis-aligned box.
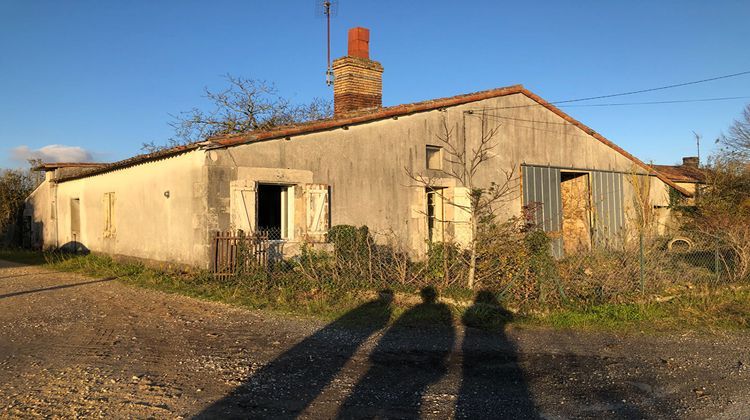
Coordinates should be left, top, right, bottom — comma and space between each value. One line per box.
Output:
1, 0, 749, 169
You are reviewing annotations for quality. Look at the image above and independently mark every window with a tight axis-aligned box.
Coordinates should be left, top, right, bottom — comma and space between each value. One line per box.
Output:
426, 145, 442, 170
103, 192, 115, 238
257, 184, 293, 240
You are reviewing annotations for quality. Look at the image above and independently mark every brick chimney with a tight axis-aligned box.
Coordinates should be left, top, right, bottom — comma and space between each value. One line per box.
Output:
332, 27, 383, 116
682, 156, 699, 168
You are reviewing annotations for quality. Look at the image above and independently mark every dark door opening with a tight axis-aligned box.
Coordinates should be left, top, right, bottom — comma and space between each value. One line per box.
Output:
257, 184, 284, 240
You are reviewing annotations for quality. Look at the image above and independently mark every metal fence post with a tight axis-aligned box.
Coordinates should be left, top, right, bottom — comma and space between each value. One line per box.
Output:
715, 239, 721, 284
639, 231, 645, 294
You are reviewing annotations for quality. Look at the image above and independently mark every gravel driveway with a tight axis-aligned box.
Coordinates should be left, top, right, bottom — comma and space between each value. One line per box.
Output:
1, 260, 748, 419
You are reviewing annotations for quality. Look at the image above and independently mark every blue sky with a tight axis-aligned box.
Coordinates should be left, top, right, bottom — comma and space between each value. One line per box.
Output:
1, 0, 749, 169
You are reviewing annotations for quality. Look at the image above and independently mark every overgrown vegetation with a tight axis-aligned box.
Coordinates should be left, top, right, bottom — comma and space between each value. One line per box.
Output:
2, 245, 747, 333
0, 166, 39, 245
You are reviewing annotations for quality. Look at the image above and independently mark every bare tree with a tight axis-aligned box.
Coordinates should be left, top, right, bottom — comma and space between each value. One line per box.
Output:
0, 164, 38, 245
143, 75, 332, 152
407, 110, 518, 289
717, 104, 750, 161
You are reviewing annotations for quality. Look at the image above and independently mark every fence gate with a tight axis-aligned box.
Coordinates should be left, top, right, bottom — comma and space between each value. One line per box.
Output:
212, 230, 269, 280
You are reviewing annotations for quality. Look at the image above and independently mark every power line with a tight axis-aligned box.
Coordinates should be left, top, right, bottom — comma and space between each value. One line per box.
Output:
471, 70, 750, 111
559, 96, 750, 108
466, 96, 750, 128
555, 70, 750, 104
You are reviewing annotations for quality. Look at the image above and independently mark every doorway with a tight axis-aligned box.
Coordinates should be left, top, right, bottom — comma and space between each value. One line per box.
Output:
426, 188, 445, 242
560, 172, 592, 254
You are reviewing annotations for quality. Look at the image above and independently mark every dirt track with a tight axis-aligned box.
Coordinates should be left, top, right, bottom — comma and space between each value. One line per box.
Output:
1, 260, 749, 419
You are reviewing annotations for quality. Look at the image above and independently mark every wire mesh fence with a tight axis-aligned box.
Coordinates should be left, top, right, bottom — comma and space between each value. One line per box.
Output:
210, 222, 745, 308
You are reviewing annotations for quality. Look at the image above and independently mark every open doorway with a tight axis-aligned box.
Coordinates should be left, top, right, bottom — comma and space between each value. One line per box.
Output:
560, 172, 592, 254
426, 188, 445, 242
257, 184, 291, 240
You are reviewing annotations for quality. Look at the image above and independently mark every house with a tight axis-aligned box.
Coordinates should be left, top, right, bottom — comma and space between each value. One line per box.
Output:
25, 27, 691, 268
650, 157, 706, 236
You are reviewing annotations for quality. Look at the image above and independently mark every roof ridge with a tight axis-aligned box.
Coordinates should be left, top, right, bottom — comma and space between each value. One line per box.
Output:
53, 84, 692, 196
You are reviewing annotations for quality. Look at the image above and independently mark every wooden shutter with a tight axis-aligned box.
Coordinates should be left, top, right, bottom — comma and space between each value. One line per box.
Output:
449, 186, 472, 247
103, 192, 115, 238
230, 183, 256, 233
303, 184, 330, 242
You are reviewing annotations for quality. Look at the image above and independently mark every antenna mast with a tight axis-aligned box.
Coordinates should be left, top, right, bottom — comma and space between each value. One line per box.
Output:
324, 0, 333, 86
693, 131, 701, 164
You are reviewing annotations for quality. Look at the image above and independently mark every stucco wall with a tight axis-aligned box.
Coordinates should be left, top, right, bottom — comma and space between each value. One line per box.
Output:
207, 93, 657, 255
50, 151, 209, 267
23, 174, 55, 249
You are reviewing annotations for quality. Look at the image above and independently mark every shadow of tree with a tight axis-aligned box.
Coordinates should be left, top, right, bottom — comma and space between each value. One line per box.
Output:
196, 291, 394, 419
456, 290, 538, 418
336, 286, 455, 419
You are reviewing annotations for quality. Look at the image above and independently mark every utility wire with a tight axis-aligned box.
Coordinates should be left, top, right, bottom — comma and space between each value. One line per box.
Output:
559, 95, 750, 108
466, 96, 750, 128
471, 70, 750, 111
554, 70, 750, 105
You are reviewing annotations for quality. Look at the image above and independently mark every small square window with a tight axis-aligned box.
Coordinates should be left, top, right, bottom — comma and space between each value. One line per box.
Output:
426, 145, 442, 170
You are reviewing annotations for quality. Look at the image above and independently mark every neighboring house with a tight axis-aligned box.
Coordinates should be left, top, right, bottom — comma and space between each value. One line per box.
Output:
25, 27, 691, 268
650, 157, 706, 236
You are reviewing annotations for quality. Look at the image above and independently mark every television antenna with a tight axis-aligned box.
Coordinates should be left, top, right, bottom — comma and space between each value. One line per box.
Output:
317, 0, 338, 86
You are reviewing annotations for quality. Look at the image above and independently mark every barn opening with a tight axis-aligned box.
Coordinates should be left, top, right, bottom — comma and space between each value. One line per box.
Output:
257, 184, 291, 240
560, 172, 592, 254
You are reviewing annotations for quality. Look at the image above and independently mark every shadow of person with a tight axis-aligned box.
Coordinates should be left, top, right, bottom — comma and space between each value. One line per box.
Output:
196, 291, 394, 419
456, 290, 538, 418
336, 286, 455, 419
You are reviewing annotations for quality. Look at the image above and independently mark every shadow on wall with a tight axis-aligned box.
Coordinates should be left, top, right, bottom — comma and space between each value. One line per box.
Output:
196, 291, 394, 419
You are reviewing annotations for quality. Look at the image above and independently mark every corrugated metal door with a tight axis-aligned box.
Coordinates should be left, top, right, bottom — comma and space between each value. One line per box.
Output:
590, 171, 625, 247
521, 165, 563, 257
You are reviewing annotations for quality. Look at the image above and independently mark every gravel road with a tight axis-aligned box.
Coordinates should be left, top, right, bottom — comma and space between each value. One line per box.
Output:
1, 260, 748, 419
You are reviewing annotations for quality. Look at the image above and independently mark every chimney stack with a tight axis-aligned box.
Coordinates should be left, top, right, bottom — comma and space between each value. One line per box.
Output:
333, 27, 383, 116
682, 156, 699, 168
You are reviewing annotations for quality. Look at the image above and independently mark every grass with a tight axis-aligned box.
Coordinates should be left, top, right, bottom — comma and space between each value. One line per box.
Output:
0, 248, 48, 265
1, 249, 748, 333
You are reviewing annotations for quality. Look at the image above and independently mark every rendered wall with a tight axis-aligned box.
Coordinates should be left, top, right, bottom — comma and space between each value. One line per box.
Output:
207, 93, 659, 256
49, 151, 209, 267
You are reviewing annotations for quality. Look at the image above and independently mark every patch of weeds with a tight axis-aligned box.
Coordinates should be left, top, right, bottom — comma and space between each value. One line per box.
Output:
0, 248, 47, 265
531, 303, 665, 331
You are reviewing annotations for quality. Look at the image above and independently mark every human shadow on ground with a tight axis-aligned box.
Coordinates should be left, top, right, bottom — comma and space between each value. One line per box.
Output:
336, 286, 455, 419
0, 277, 116, 300
456, 290, 538, 419
456, 291, 680, 418
196, 291, 394, 419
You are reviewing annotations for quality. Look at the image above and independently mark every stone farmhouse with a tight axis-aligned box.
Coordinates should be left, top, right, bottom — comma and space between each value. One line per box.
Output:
24, 27, 694, 268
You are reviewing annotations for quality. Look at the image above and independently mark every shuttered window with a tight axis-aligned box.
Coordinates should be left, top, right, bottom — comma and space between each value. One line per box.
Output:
103, 192, 115, 238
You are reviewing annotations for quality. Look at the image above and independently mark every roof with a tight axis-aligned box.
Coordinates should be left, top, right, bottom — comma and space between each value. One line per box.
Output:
33, 162, 108, 171
54, 85, 692, 196
649, 164, 706, 184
